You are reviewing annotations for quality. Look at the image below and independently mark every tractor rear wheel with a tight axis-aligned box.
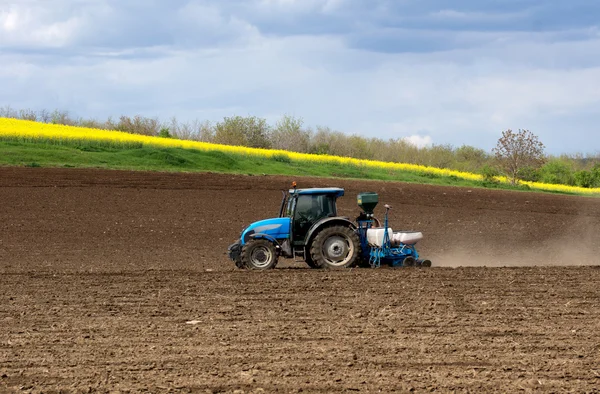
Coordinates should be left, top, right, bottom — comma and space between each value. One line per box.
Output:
241, 239, 278, 270
310, 225, 360, 269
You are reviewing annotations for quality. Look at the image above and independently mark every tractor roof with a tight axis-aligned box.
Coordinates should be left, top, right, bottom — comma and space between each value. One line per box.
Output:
289, 187, 345, 197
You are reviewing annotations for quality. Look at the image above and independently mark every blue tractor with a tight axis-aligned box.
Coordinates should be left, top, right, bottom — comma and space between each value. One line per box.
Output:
227, 183, 432, 269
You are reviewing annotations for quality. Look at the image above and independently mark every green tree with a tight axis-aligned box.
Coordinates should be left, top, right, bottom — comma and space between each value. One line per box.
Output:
573, 162, 600, 188
213, 116, 271, 148
480, 164, 501, 183
158, 127, 172, 138
591, 163, 600, 187
427, 144, 455, 169
309, 126, 336, 155
455, 145, 488, 172
492, 129, 546, 184
348, 135, 373, 159
271, 115, 311, 152
574, 170, 594, 188
539, 159, 575, 185
516, 165, 540, 182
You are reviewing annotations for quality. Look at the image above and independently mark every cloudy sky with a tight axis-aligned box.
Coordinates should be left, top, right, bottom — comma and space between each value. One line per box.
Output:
1, 0, 599, 154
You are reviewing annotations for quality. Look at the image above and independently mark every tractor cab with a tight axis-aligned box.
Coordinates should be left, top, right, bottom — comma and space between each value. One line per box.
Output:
282, 187, 345, 245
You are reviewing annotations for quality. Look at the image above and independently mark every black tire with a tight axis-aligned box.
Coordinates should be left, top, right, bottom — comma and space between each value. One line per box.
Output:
420, 259, 432, 268
403, 256, 416, 267
310, 226, 360, 269
234, 258, 246, 269
305, 253, 319, 269
241, 239, 278, 270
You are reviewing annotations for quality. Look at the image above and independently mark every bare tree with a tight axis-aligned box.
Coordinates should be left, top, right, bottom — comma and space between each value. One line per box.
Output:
493, 129, 546, 184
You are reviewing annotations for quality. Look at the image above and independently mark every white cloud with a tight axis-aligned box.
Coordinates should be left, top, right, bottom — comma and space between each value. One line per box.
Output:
322, 0, 345, 13
403, 135, 433, 148
175, 2, 263, 47
1, 8, 18, 31
430, 9, 528, 22
0, 4, 83, 47
257, 0, 345, 13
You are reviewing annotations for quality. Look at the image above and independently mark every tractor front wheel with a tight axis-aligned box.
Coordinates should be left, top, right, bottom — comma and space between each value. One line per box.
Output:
305, 253, 319, 269
241, 239, 278, 270
310, 226, 360, 269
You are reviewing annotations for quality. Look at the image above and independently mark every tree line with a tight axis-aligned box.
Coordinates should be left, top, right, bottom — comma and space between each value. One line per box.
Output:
2, 107, 599, 188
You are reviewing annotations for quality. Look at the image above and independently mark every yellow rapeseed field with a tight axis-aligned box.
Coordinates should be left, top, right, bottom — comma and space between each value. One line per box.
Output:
1, 117, 598, 195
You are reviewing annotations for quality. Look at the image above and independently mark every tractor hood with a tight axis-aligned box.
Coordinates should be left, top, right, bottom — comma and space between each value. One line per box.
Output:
241, 217, 291, 245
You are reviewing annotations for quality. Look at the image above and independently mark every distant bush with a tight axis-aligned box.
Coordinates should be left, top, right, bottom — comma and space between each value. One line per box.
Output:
574, 170, 595, 188
158, 128, 172, 138
455, 145, 489, 172
271, 153, 292, 163
539, 159, 575, 185
480, 165, 500, 183
516, 165, 540, 182
575, 164, 600, 188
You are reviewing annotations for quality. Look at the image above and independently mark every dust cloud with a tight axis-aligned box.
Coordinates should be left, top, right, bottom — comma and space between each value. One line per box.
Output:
432, 213, 600, 267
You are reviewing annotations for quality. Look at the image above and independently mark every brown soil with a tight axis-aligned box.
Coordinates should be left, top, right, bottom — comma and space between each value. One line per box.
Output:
1, 167, 599, 393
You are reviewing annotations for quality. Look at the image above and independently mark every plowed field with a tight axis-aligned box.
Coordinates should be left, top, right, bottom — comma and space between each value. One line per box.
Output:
1, 168, 599, 393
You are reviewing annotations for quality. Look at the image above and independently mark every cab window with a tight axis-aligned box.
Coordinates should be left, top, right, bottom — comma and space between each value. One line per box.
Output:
292, 194, 337, 241
285, 196, 295, 217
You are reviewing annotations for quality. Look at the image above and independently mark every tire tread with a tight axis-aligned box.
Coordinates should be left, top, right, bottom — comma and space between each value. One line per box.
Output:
309, 225, 360, 269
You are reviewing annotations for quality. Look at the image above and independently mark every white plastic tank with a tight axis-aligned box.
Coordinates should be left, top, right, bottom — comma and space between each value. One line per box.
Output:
391, 231, 423, 246
367, 228, 424, 247
366, 227, 393, 247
